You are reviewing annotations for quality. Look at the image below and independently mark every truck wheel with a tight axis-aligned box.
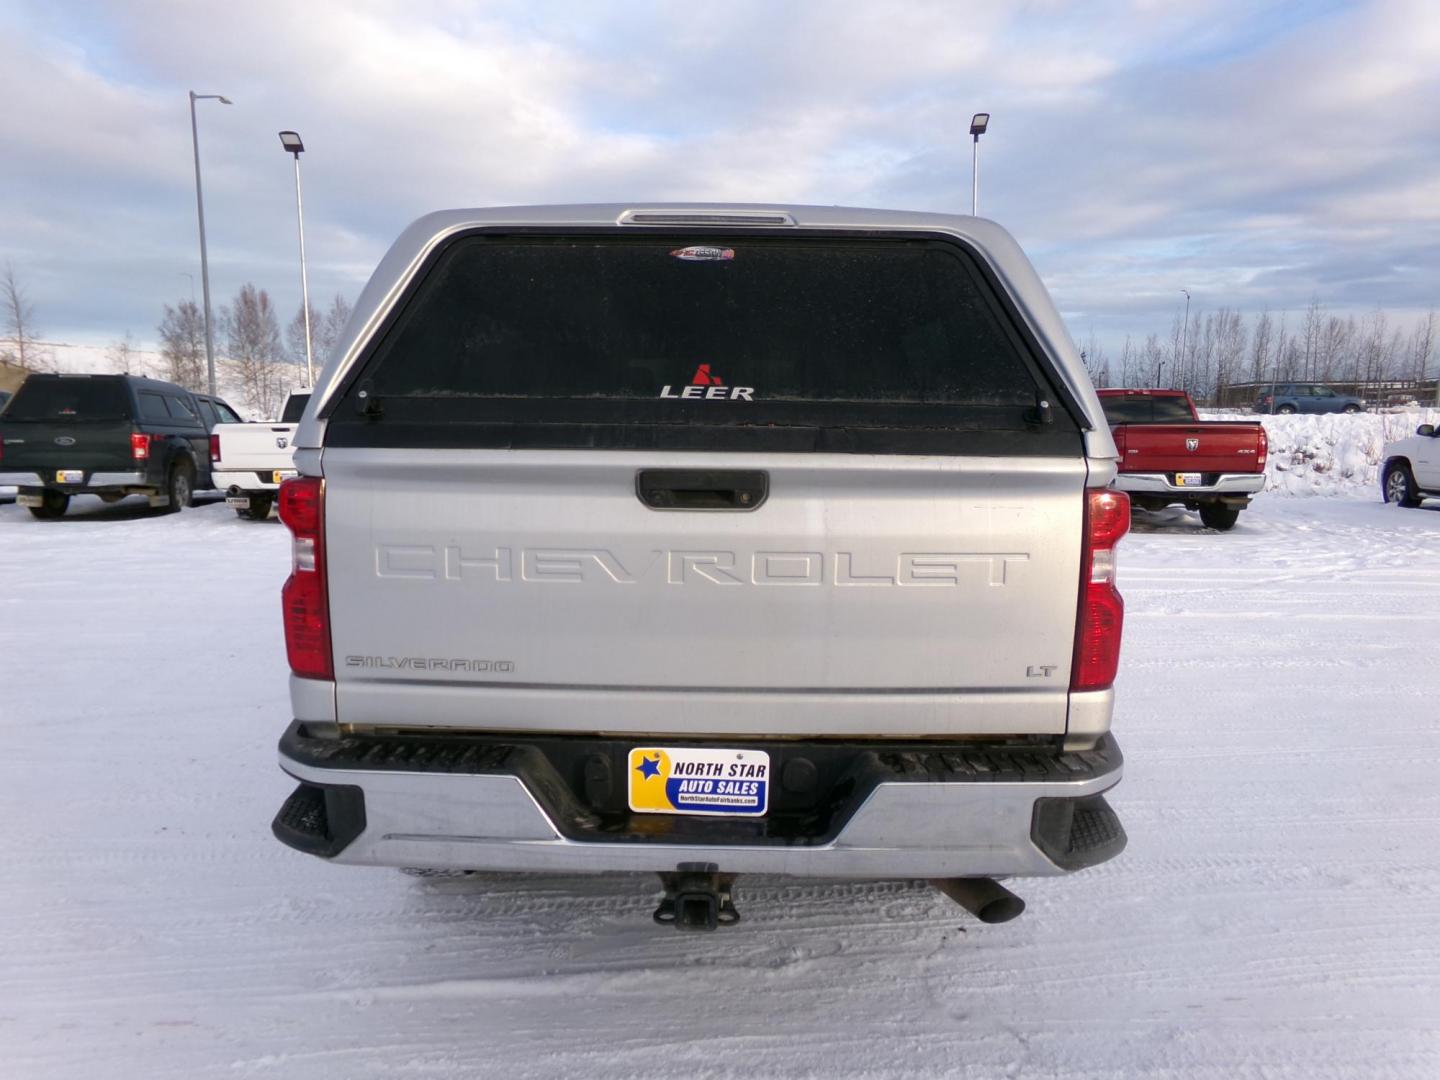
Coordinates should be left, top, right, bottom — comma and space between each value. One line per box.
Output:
1276, 404, 1297, 414
165, 462, 195, 513
27, 489, 70, 520
1383, 462, 1421, 508
1198, 503, 1240, 530
237, 494, 274, 521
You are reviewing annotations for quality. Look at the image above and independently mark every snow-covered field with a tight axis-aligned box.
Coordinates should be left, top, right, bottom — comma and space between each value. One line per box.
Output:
2, 491, 1439, 1078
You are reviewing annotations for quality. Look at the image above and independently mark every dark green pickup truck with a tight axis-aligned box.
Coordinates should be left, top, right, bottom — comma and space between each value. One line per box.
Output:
0, 373, 242, 518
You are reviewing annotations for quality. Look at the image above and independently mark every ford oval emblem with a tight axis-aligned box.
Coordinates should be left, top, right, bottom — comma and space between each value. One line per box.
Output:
54, 436, 77, 447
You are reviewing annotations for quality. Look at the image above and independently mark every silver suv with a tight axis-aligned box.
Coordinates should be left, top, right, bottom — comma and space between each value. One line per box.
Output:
268, 204, 1130, 929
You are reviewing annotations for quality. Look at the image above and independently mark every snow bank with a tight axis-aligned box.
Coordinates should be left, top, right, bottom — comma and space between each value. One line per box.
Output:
1196, 407, 1440, 497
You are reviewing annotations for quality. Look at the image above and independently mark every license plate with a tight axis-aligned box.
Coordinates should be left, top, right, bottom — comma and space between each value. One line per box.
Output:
628, 747, 770, 817
226, 496, 251, 509
272, 470, 297, 484
1175, 472, 1203, 486
55, 470, 83, 484
17, 494, 43, 507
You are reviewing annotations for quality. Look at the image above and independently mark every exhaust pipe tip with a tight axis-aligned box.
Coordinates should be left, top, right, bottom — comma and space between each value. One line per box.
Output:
930, 877, 1026, 924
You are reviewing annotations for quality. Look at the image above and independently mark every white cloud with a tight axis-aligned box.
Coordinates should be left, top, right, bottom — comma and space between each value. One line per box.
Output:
0, 0, 1434, 353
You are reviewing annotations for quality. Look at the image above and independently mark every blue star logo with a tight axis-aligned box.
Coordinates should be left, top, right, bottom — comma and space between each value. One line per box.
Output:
636, 755, 662, 780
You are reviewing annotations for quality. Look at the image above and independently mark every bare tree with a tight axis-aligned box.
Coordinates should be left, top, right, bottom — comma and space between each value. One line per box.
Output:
286, 302, 320, 382
1, 262, 48, 371
157, 300, 208, 390
106, 331, 144, 375
221, 284, 287, 417
1249, 310, 1274, 384
318, 293, 353, 362
1407, 308, 1436, 385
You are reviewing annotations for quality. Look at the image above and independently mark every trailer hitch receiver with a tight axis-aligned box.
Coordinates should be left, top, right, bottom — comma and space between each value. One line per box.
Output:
653, 864, 740, 931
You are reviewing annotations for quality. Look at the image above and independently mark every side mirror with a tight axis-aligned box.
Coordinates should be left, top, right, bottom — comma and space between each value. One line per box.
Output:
1419, 424, 1436, 437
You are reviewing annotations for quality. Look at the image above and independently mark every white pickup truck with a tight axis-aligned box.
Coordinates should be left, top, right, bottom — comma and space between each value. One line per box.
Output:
210, 392, 310, 520
269, 204, 1129, 930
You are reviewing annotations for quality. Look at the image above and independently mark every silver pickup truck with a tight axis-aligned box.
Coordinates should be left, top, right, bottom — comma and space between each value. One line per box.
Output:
269, 204, 1130, 929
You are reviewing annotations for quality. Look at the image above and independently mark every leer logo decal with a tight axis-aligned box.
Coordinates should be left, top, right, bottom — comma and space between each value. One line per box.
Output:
658, 364, 754, 401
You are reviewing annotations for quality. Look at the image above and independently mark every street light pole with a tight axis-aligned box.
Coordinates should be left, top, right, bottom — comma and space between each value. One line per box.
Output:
278, 131, 314, 386
1178, 288, 1191, 389
969, 113, 990, 216
189, 90, 232, 396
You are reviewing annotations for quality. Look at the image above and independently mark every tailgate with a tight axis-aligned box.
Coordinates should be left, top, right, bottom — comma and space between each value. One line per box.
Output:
215, 424, 298, 472
0, 419, 137, 474
317, 228, 1090, 738
1115, 422, 1263, 473
324, 449, 1085, 736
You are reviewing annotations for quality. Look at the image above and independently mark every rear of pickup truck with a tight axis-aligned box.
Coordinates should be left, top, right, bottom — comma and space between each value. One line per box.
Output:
212, 393, 310, 520
1099, 389, 1267, 530
270, 205, 1129, 922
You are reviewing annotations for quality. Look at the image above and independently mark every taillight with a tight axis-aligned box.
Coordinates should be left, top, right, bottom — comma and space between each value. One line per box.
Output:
131, 432, 151, 460
278, 476, 332, 680
210, 433, 221, 463
1256, 427, 1268, 471
1071, 488, 1129, 692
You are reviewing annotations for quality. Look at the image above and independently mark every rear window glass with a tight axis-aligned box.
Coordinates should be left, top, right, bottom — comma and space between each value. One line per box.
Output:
1100, 395, 1195, 424
213, 400, 243, 424
165, 395, 199, 421
358, 236, 1044, 409
139, 392, 170, 420
281, 393, 311, 423
4, 378, 132, 421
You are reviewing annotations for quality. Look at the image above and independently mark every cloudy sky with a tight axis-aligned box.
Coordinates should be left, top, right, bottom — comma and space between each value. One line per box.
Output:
1, 0, 1437, 356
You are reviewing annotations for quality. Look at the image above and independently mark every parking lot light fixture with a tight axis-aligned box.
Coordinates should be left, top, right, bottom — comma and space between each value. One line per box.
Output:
969, 113, 990, 216
278, 131, 314, 385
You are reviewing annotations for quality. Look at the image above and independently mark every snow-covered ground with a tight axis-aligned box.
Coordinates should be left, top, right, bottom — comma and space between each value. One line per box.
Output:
2, 491, 1439, 1078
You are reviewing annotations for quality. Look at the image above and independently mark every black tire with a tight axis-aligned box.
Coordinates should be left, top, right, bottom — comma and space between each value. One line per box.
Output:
164, 461, 195, 514
27, 489, 70, 520
1383, 462, 1421, 508
1276, 404, 1297, 414
1343, 404, 1361, 414
236, 494, 274, 521
1198, 503, 1240, 530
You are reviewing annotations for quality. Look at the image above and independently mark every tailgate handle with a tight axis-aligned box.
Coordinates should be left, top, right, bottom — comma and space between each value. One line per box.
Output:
636, 469, 768, 511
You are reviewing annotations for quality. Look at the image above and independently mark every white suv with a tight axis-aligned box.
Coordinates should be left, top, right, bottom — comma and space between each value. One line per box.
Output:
1381, 422, 1440, 507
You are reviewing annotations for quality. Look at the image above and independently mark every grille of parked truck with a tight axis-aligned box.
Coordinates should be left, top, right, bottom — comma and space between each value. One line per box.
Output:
267, 204, 1131, 928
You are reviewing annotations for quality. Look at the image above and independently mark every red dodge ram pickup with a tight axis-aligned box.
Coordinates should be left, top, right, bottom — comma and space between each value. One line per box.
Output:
1097, 389, 1267, 530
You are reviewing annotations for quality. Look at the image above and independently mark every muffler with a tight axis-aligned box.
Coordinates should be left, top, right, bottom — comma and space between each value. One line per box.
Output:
930, 877, 1025, 923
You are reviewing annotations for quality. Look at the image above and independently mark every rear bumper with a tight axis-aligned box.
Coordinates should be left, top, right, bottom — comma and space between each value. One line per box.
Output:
0, 469, 151, 489
273, 721, 1126, 878
1112, 471, 1265, 496
213, 468, 284, 493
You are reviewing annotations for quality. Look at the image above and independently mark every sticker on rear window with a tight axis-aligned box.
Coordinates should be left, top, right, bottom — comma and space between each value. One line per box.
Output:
670, 245, 734, 262
659, 364, 754, 400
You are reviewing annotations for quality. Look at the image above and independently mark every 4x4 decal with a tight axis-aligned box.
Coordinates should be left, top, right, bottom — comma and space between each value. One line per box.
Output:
659, 364, 754, 400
